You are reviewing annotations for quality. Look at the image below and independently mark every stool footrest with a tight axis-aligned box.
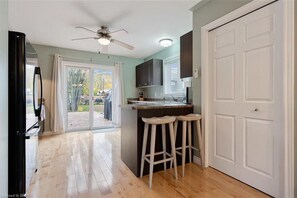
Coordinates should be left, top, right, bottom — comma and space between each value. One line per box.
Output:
176, 146, 199, 156
144, 151, 172, 157
176, 146, 190, 150
144, 156, 174, 165
144, 152, 172, 159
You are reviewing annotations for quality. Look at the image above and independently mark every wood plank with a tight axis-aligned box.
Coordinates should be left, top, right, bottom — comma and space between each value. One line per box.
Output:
28, 130, 270, 198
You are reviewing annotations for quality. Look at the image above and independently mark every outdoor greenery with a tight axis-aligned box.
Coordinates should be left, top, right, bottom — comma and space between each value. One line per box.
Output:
93, 72, 112, 96
77, 104, 104, 112
67, 68, 87, 112
67, 68, 112, 112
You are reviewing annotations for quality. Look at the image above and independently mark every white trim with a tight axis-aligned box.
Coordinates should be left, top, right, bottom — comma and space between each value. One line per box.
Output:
190, 0, 211, 12
193, 155, 202, 166
200, 0, 294, 197
282, 0, 295, 197
201, 0, 275, 31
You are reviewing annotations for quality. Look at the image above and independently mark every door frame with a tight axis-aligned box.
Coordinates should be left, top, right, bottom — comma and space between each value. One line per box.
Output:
63, 61, 115, 132
200, 0, 294, 197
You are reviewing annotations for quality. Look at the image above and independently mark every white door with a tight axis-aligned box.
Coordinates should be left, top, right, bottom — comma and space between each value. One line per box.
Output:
208, 2, 283, 197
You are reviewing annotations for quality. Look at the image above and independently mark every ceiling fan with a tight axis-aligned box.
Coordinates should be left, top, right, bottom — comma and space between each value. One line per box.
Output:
72, 26, 134, 51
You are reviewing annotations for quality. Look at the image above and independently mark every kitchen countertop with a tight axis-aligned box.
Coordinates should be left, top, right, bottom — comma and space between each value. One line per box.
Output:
120, 102, 193, 110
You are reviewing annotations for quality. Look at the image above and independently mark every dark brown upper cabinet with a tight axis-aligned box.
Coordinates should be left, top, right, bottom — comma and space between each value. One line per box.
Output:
136, 59, 163, 88
180, 31, 193, 78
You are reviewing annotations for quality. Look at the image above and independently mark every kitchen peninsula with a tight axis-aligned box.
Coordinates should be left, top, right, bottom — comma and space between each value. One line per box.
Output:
120, 103, 194, 177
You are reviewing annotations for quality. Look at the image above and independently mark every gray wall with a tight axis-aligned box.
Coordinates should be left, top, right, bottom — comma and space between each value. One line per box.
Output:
32, 44, 143, 132
141, 42, 180, 99
0, 0, 8, 196
191, 0, 251, 156
192, 0, 252, 113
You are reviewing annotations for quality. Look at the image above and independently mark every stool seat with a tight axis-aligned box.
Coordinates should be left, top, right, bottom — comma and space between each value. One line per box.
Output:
176, 114, 202, 121
142, 116, 176, 125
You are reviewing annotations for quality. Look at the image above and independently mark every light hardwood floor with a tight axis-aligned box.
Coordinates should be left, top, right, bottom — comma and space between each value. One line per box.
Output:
28, 129, 270, 198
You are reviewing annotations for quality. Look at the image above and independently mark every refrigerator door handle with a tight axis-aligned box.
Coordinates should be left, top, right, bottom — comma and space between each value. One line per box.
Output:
33, 67, 43, 117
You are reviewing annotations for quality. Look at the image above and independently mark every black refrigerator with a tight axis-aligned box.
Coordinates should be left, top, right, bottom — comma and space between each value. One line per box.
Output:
8, 31, 43, 197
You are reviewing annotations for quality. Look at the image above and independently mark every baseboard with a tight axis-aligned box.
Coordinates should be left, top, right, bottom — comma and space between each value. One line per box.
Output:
193, 155, 202, 166
40, 131, 54, 136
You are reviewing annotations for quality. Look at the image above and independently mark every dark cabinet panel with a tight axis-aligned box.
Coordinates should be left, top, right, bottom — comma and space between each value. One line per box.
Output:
136, 59, 163, 88
180, 31, 193, 78
136, 63, 147, 87
121, 106, 194, 177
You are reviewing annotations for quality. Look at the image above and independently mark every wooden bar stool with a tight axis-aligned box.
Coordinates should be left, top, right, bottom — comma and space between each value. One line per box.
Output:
140, 116, 178, 188
173, 114, 204, 177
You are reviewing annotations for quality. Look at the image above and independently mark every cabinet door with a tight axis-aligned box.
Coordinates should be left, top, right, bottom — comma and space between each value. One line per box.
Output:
135, 59, 163, 87
146, 60, 153, 86
136, 65, 142, 87
150, 59, 163, 86
141, 62, 148, 86
180, 31, 192, 78
136, 63, 148, 87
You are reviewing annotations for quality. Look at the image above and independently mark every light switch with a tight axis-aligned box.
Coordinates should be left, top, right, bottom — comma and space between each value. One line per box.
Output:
194, 68, 199, 78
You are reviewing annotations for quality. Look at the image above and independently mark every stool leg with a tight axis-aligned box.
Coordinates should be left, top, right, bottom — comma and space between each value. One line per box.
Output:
140, 123, 149, 178
169, 122, 178, 180
188, 121, 192, 163
162, 124, 167, 171
170, 120, 178, 169
196, 120, 204, 169
182, 121, 187, 177
149, 125, 156, 189
174, 120, 178, 142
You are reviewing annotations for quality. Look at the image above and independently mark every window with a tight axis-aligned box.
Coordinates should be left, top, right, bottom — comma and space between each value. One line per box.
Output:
163, 56, 185, 95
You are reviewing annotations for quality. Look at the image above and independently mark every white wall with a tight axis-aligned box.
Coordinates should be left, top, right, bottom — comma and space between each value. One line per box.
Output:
0, 0, 9, 196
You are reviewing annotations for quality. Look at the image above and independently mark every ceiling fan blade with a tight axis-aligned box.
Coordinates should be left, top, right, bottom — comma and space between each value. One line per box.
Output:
71, 37, 98, 41
109, 29, 128, 35
111, 39, 134, 50
75, 26, 97, 33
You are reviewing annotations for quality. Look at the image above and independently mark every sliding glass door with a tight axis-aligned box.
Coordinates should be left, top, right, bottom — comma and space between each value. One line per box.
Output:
92, 68, 113, 128
65, 64, 115, 131
66, 67, 90, 130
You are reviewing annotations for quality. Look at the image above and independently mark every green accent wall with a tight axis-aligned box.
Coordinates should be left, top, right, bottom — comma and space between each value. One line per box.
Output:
192, 0, 252, 113
32, 44, 143, 132
141, 41, 180, 98
191, 0, 252, 157
0, 0, 8, 195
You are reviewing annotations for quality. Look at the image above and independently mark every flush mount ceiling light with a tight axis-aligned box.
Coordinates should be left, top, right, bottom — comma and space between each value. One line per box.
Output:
159, 38, 173, 48
98, 37, 110, 45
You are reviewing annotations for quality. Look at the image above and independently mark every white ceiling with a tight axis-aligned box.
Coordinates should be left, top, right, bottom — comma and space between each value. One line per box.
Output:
8, 1, 199, 59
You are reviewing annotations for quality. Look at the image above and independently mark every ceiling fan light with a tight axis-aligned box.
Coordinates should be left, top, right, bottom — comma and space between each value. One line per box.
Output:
98, 37, 110, 45
159, 38, 173, 48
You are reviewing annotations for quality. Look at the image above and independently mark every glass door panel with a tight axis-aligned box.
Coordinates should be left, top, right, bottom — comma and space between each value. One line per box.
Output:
66, 67, 90, 130
92, 68, 113, 128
